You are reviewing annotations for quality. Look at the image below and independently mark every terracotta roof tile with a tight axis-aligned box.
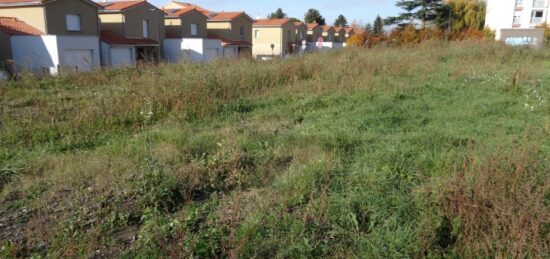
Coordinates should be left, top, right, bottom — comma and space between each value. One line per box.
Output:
101, 31, 158, 45
165, 6, 207, 18
321, 26, 334, 32
334, 26, 345, 32
98, 1, 144, 11
307, 23, 319, 30
209, 12, 248, 21
0, 17, 44, 36
165, 1, 213, 16
254, 19, 290, 26
345, 27, 354, 33
207, 34, 251, 46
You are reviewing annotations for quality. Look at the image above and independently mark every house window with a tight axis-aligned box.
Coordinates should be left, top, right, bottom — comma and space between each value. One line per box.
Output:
533, 0, 546, 8
516, 0, 524, 7
240, 26, 245, 40
254, 30, 260, 39
191, 24, 198, 36
66, 14, 81, 31
513, 12, 521, 24
531, 10, 544, 24
142, 20, 149, 38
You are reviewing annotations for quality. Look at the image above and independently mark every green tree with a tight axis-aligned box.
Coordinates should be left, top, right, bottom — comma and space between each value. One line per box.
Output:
268, 8, 287, 19
364, 23, 373, 34
373, 15, 384, 35
386, 0, 445, 28
304, 9, 326, 25
334, 14, 348, 27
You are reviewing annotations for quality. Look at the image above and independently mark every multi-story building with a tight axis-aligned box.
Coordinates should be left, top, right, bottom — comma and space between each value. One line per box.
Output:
486, 0, 549, 39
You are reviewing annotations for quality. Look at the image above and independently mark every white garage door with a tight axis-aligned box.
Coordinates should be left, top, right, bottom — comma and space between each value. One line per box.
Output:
110, 47, 134, 67
204, 48, 219, 62
62, 50, 93, 72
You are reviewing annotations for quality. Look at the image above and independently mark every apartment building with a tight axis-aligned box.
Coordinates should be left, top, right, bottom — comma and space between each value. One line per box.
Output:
486, 0, 548, 40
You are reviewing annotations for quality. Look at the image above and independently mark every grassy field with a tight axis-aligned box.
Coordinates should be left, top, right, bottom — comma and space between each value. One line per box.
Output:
1, 41, 549, 258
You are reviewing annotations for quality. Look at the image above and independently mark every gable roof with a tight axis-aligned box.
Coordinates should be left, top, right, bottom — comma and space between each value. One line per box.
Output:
254, 19, 290, 27
164, 6, 208, 18
0, 0, 101, 8
100, 31, 158, 45
321, 25, 334, 32
209, 12, 252, 22
162, 1, 213, 16
334, 26, 345, 32
307, 23, 320, 30
345, 27, 355, 33
97, 0, 147, 12
0, 16, 44, 36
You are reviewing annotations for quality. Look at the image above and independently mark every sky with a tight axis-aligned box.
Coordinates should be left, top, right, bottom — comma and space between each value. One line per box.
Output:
149, 0, 401, 26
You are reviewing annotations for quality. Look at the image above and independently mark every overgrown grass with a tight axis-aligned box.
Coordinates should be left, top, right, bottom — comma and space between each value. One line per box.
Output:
1, 40, 549, 258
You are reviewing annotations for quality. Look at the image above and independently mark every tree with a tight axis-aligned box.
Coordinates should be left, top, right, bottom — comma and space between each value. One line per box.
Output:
334, 14, 348, 27
386, 0, 445, 28
268, 8, 287, 19
304, 9, 326, 25
373, 15, 384, 35
446, 0, 486, 31
364, 23, 373, 34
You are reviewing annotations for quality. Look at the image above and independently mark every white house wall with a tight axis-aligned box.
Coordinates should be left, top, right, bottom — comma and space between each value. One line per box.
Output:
164, 38, 222, 63
11, 35, 59, 74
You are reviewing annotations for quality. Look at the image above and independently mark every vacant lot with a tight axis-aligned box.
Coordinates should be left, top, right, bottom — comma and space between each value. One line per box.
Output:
1, 41, 549, 258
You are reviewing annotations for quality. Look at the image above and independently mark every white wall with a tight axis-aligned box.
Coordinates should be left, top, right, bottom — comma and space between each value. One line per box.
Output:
486, 0, 549, 39
164, 38, 222, 63
10, 35, 100, 74
11, 35, 59, 74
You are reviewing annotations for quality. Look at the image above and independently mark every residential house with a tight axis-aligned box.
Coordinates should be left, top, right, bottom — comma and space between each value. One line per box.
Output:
306, 23, 322, 42
161, 2, 253, 58
294, 21, 307, 48
0, 0, 102, 74
207, 12, 253, 57
163, 6, 223, 62
97, 0, 165, 67
344, 27, 355, 39
252, 19, 295, 59
321, 26, 335, 42
486, 0, 545, 45
334, 26, 346, 42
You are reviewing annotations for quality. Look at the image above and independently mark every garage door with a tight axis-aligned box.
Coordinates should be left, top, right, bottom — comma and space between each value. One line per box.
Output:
62, 50, 93, 72
110, 48, 134, 67
204, 48, 219, 62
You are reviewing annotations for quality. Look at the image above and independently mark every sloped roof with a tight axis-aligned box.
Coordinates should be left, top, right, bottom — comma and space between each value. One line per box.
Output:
164, 1, 213, 16
0, 16, 44, 36
0, 0, 101, 7
97, 1, 145, 11
165, 6, 207, 18
334, 26, 345, 32
100, 31, 158, 45
345, 27, 355, 33
208, 34, 251, 47
307, 23, 319, 30
254, 19, 290, 27
321, 25, 334, 32
209, 12, 251, 22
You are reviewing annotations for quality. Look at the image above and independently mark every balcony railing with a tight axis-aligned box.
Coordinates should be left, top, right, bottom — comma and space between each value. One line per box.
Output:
513, 16, 521, 24
531, 16, 544, 24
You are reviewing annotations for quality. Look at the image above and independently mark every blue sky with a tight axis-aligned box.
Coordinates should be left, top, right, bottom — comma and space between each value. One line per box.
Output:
150, 0, 400, 26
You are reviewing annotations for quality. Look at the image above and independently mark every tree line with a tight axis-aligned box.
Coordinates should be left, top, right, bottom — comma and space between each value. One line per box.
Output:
267, 0, 486, 35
